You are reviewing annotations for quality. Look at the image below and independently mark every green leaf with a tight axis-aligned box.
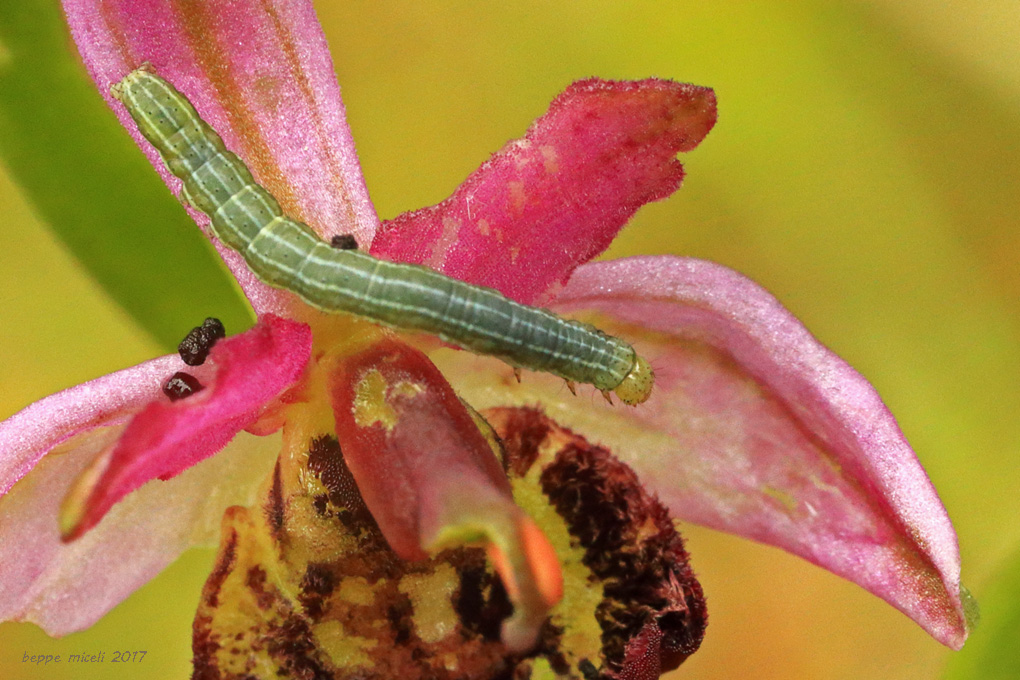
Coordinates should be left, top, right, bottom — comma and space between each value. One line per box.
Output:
943, 550, 1019, 680
0, 1, 253, 352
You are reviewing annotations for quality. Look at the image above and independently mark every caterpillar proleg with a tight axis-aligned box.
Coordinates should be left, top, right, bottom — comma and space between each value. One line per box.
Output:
112, 67, 654, 405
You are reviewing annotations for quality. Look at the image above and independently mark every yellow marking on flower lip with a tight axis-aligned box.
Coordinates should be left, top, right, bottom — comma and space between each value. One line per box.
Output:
336, 576, 375, 605
509, 467, 603, 667
528, 658, 559, 680
398, 563, 460, 644
311, 620, 377, 667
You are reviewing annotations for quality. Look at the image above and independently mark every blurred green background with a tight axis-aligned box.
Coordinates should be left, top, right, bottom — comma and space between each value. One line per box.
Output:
1, 1, 1018, 678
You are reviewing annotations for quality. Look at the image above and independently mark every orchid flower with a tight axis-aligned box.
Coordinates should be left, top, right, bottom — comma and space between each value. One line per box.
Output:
0, 0, 971, 677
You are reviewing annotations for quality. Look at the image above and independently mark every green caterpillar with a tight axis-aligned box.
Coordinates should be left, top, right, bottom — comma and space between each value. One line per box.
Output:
112, 67, 653, 405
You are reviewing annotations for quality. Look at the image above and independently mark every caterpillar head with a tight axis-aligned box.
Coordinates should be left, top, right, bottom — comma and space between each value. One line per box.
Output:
613, 355, 654, 406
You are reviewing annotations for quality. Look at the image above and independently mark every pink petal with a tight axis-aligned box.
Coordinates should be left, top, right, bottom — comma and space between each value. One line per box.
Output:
327, 339, 562, 651
0, 424, 280, 636
62, 0, 379, 313
61, 314, 311, 540
432, 256, 969, 650
371, 79, 716, 304
0, 354, 181, 497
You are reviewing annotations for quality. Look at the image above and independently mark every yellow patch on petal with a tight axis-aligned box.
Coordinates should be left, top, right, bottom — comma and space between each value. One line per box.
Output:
391, 380, 425, 401
352, 369, 398, 430
763, 484, 798, 513
351, 369, 425, 432
57, 428, 121, 540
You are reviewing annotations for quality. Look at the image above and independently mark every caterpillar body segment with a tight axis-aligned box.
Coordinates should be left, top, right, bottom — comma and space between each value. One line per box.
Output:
113, 67, 654, 405
112, 69, 273, 251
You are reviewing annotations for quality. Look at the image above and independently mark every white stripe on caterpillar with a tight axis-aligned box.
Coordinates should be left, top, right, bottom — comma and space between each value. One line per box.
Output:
111, 67, 653, 405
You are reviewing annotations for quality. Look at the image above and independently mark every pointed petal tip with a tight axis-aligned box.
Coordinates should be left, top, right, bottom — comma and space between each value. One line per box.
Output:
940, 584, 977, 650
56, 316, 310, 541
431, 255, 968, 649
552, 255, 970, 649
1, 425, 282, 637
0, 354, 184, 499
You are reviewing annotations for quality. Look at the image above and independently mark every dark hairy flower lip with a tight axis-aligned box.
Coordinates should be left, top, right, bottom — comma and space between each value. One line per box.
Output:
490, 406, 706, 679
191, 406, 705, 680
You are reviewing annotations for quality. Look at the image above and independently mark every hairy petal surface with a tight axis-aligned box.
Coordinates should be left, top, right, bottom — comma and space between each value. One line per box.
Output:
0, 425, 280, 636
60, 315, 311, 541
0, 354, 180, 497
433, 256, 968, 650
328, 339, 562, 652
371, 79, 716, 304
62, 0, 380, 313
